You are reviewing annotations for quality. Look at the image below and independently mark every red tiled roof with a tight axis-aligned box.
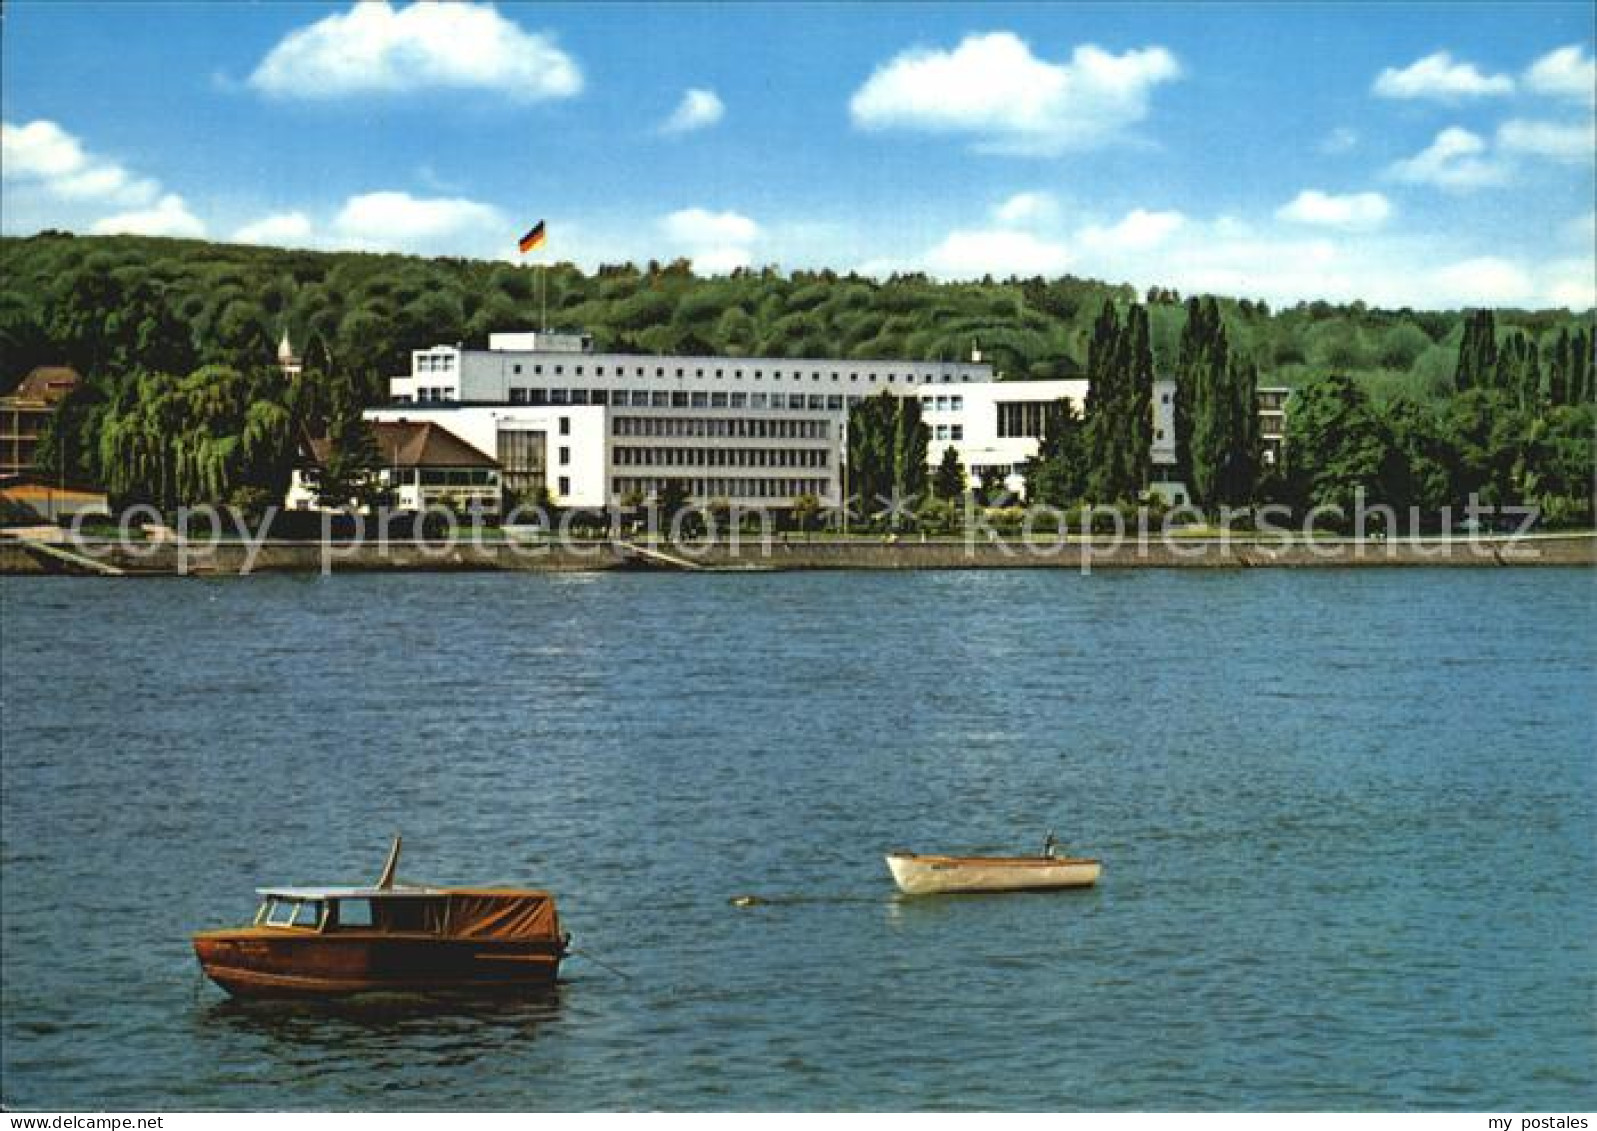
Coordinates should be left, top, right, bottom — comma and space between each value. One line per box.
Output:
304, 421, 498, 470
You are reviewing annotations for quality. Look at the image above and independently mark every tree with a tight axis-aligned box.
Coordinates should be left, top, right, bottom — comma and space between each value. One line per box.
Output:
1455, 309, 1497, 392
982, 464, 1012, 505
656, 478, 691, 531
1082, 299, 1153, 502
311, 406, 390, 513
933, 445, 966, 500
1284, 373, 1394, 517
1212, 356, 1260, 508
1024, 399, 1088, 507
847, 389, 929, 516
791, 491, 821, 538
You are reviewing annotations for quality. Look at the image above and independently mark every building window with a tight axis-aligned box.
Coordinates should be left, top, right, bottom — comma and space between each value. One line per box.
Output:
513, 364, 522, 374
558, 476, 570, 495
559, 417, 571, 436
951, 425, 963, 441
510, 389, 527, 405
951, 396, 963, 411
559, 446, 570, 465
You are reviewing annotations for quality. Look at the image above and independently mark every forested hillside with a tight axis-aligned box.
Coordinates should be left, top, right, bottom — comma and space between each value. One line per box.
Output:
4, 231, 1591, 400
1, 231, 1591, 526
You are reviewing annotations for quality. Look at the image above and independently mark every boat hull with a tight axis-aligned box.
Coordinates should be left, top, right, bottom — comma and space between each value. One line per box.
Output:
886, 852, 1101, 895
193, 929, 563, 998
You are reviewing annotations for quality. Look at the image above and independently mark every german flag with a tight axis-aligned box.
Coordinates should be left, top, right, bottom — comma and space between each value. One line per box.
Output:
518, 220, 546, 254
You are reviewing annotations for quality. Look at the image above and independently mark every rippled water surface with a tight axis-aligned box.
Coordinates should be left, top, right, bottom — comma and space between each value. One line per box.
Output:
2, 569, 1594, 1110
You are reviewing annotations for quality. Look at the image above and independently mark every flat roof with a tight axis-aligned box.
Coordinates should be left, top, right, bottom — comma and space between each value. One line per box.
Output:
257, 885, 553, 900
257, 885, 449, 900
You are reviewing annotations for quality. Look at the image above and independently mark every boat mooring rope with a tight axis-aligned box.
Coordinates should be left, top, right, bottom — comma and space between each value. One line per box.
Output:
569, 948, 633, 981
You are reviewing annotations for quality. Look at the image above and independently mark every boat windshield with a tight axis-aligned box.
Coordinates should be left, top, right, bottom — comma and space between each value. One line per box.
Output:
256, 897, 326, 931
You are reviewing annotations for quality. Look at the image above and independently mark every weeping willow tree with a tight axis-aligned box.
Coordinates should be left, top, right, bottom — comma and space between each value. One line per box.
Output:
92, 364, 301, 510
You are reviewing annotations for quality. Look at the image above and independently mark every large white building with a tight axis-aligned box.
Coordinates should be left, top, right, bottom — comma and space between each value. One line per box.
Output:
367, 331, 1279, 511
375, 332, 1091, 509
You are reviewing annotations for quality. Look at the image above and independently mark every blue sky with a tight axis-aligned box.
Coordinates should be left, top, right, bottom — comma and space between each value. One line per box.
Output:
3, 1, 1593, 308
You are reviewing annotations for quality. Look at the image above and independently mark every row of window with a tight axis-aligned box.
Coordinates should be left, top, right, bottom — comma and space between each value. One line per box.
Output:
393, 469, 498, 486
932, 424, 966, 442
509, 387, 859, 411
996, 401, 1054, 440
413, 387, 455, 402
612, 416, 829, 440
416, 354, 457, 373
613, 476, 831, 501
921, 395, 966, 412
613, 446, 830, 469
504, 361, 977, 385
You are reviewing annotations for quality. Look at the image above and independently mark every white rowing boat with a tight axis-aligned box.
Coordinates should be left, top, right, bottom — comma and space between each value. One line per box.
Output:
885, 850, 1101, 895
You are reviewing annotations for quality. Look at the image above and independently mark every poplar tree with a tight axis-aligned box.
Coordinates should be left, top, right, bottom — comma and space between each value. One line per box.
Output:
1454, 310, 1498, 392
933, 445, 967, 499
1082, 300, 1154, 502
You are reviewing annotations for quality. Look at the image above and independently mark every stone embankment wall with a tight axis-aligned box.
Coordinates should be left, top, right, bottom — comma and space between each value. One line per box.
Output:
3, 534, 1593, 575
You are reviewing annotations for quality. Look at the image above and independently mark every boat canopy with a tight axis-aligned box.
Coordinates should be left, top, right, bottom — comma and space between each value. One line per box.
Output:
443, 890, 560, 941
253, 886, 558, 940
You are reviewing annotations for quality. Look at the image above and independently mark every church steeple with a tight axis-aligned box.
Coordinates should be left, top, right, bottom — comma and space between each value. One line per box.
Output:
276, 328, 302, 379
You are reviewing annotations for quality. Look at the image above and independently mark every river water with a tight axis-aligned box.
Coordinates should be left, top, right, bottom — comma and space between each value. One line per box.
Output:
1, 569, 1593, 1110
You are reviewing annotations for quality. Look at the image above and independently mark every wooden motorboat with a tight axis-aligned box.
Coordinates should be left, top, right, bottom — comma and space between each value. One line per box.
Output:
192, 839, 568, 998
886, 843, 1101, 896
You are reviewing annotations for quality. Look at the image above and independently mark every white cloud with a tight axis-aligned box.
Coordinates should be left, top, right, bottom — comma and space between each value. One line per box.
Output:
1275, 189, 1392, 229
233, 211, 314, 247
249, 1, 582, 101
1425, 257, 1536, 305
992, 191, 1059, 226
1319, 127, 1359, 155
661, 207, 757, 246
923, 228, 1073, 278
661, 88, 724, 134
1524, 44, 1596, 103
1541, 258, 1597, 309
870, 199, 1586, 308
849, 32, 1180, 154
1388, 127, 1510, 190
1373, 51, 1514, 100
330, 191, 504, 251
1, 119, 157, 205
1496, 118, 1595, 163
1078, 208, 1185, 250
660, 207, 760, 274
91, 193, 205, 238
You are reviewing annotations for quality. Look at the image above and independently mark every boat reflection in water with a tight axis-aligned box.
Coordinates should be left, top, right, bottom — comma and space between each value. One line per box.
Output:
192, 839, 569, 998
